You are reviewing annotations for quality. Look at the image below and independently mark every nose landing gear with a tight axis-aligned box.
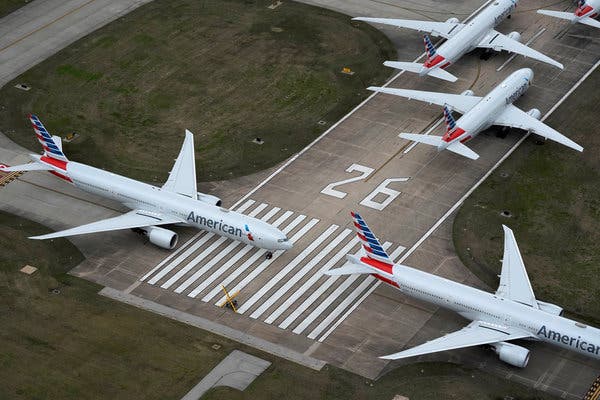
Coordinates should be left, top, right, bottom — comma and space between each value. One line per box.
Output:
266, 251, 273, 260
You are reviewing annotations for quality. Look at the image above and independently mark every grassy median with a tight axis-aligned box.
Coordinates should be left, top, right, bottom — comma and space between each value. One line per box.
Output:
0, 0, 28, 18
0, 0, 395, 183
453, 69, 600, 324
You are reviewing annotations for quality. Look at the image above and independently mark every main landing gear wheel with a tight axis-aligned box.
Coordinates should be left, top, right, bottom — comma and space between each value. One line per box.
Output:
266, 251, 273, 260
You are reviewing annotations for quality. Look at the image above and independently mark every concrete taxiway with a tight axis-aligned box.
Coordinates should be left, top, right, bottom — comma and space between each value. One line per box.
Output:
0, 1, 599, 399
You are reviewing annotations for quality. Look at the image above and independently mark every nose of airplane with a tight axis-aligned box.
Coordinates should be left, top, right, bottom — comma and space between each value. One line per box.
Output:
522, 68, 534, 82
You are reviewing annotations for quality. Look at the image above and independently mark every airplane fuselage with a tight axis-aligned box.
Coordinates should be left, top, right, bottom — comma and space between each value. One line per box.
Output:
369, 258, 600, 359
441, 67, 532, 146
430, 0, 518, 71
35, 155, 289, 250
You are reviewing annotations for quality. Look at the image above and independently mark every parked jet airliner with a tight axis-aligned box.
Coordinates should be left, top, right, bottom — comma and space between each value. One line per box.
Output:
326, 212, 600, 367
1, 115, 292, 257
538, 0, 600, 29
368, 68, 583, 160
354, 0, 563, 82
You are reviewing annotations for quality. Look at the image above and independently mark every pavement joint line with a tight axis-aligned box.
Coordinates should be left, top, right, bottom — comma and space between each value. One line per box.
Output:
0, 0, 97, 53
317, 57, 600, 345
99, 287, 326, 371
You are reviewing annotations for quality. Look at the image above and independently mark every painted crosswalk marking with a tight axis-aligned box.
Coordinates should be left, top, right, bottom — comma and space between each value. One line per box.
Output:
140, 200, 404, 342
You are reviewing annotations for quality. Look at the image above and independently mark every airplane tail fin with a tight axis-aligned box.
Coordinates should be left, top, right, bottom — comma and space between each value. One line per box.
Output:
350, 211, 393, 265
443, 106, 457, 132
423, 34, 437, 60
399, 133, 480, 160
29, 114, 68, 162
383, 61, 457, 82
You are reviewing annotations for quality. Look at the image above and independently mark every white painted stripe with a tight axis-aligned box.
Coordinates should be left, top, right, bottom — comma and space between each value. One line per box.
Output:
240, 225, 345, 316
141, 199, 256, 281
291, 242, 394, 335
307, 277, 375, 340
313, 57, 600, 342
248, 228, 352, 319
147, 233, 214, 285
147, 202, 269, 285
174, 209, 289, 294
186, 210, 296, 298
208, 217, 317, 304
273, 238, 360, 328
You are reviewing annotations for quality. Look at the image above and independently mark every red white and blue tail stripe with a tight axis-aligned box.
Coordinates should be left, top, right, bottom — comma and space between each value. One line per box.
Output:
423, 34, 437, 60
443, 106, 456, 132
30, 114, 68, 162
351, 211, 393, 265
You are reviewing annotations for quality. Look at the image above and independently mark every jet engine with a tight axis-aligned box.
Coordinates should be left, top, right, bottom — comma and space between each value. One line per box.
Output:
461, 90, 474, 96
197, 192, 222, 207
492, 342, 530, 368
446, 17, 460, 24
537, 300, 564, 316
527, 108, 542, 120
140, 226, 178, 250
508, 31, 521, 42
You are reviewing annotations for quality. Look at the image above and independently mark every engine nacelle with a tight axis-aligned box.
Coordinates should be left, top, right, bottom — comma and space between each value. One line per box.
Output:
537, 300, 564, 316
508, 31, 521, 42
461, 90, 474, 96
527, 108, 542, 120
446, 17, 459, 24
141, 226, 178, 250
197, 192, 222, 207
492, 342, 530, 368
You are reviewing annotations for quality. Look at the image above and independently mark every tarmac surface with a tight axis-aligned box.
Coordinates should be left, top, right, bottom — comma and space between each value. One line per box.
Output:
0, 1, 599, 399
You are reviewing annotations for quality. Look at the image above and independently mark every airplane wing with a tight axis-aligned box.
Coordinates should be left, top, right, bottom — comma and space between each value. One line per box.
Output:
492, 105, 583, 152
162, 129, 198, 199
353, 17, 464, 39
368, 86, 482, 114
495, 225, 538, 308
29, 210, 183, 240
477, 30, 563, 69
380, 320, 532, 360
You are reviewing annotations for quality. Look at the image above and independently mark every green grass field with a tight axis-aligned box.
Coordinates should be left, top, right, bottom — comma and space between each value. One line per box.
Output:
0, 0, 28, 19
0, 210, 556, 399
453, 69, 600, 324
0, 0, 395, 183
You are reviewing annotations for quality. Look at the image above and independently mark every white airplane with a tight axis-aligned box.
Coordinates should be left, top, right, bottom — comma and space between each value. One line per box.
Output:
538, 0, 600, 29
1, 115, 292, 257
326, 212, 600, 367
354, 0, 563, 82
368, 68, 583, 160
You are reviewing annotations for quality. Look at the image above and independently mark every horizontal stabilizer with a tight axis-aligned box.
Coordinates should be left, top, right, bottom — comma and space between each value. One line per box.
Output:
446, 141, 480, 160
536, 10, 578, 22
580, 16, 600, 28
384, 61, 457, 82
0, 163, 52, 172
324, 258, 374, 276
399, 133, 444, 147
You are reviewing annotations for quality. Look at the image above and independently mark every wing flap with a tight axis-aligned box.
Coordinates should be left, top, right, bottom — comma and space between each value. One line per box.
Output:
162, 130, 198, 198
353, 17, 463, 39
477, 30, 563, 69
381, 321, 532, 360
495, 225, 538, 307
368, 86, 481, 114
492, 105, 583, 152
30, 210, 183, 240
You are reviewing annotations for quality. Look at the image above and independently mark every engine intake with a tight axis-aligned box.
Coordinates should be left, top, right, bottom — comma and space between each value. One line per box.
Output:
492, 342, 530, 368
140, 226, 178, 250
461, 90, 474, 96
508, 31, 521, 42
527, 108, 542, 120
446, 17, 459, 24
197, 192, 222, 207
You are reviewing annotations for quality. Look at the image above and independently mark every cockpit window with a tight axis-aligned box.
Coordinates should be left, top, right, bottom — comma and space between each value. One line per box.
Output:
277, 238, 289, 243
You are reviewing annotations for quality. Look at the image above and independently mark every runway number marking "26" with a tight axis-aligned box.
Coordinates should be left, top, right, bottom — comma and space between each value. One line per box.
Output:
321, 163, 410, 211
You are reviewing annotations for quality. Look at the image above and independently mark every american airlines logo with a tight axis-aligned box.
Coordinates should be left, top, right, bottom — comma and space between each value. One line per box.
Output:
186, 211, 243, 237
537, 325, 600, 355
506, 82, 528, 105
